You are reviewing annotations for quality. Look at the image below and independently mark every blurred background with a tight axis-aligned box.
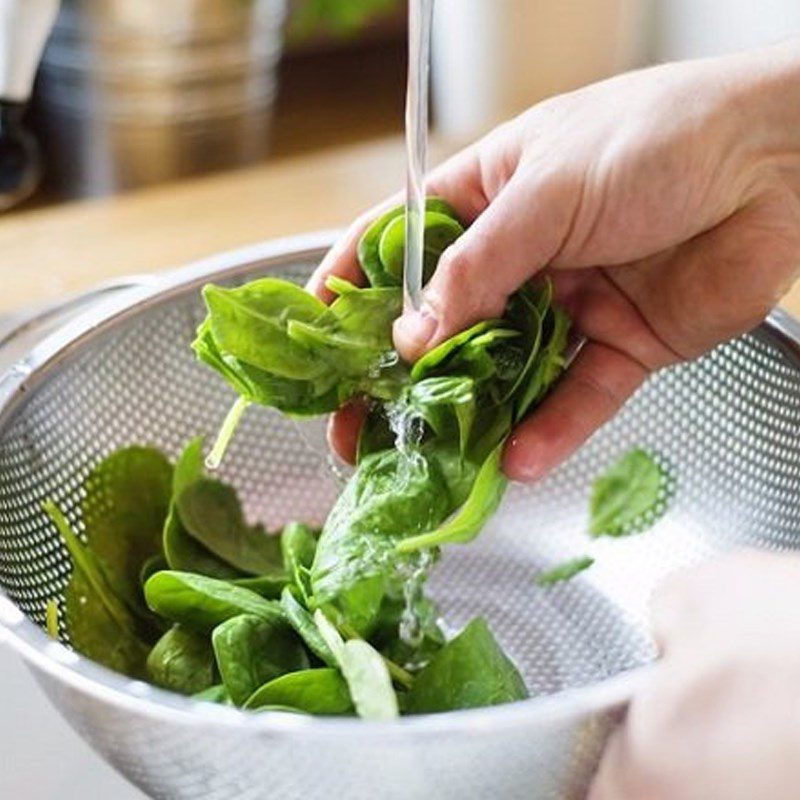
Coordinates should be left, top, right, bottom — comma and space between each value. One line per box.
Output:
6, 0, 800, 207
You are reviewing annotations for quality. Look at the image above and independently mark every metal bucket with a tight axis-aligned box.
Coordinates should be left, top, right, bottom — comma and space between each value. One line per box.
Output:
35, 0, 286, 197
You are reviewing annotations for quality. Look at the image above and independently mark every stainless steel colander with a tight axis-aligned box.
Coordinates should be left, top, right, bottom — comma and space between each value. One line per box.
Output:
2, 232, 800, 800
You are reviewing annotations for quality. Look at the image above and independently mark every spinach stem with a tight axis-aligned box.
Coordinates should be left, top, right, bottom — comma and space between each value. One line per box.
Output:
206, 397, 251, 471
45, 598, 59, 639
339, 621, 414, 690
43, 500, 137, 634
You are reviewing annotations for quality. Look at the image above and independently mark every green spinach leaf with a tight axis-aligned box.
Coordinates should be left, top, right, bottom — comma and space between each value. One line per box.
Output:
146, 625, 216, 695
280, 586, 338, 667
176, 477, 283, 575
589, 448, 671, 537
405, 618, 527, 713
212, 613, 309, 706
144, 571, 283, 632
313, 610, 398, 720
397, 442, 507, 553
44, 500, 150, 676
244, 668, 353, 715
82, 446, 173, 618
193, 683, 232, 704
535, 556, 595, 586
280, 522, 317, 601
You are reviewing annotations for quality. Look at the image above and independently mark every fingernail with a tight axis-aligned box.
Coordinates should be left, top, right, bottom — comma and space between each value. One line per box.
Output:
502, 434, 547, 483
394, 308, 438, 360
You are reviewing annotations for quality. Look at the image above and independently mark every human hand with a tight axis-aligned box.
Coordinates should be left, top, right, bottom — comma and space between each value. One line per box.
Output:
310, 42, 800, 478
589, 550, 800, 800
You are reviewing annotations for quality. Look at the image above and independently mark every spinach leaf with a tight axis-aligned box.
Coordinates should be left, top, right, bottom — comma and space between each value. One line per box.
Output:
397, 442, 507, 553
146, 625, 216, 695
212, 614, 309, 706
193, 319, 341, 416
515, 306, 570, 421
193, 684, 232, 704
339, 640, 399, 720
44, 500, 150, 677
176, 478, 283, 575
203, 279, 329, 380
313, 610, 398, 720
410, 320, 502, 382
244, 668, 353, 715
378, 209, 464, 284
65, 569, 151, 678
232, 574, 287, 599
357, 198, 459, 287
536, 556, 595, 586
163, 439, 243, 579
402, 376, 476, 455
405, 618, 527, 713
280, 586, 338, 667
82, 446, 173, 618
589, 448, 671, 537
144, 571, 283, 633
280, 522, 317, 601
311, 448, 452, 635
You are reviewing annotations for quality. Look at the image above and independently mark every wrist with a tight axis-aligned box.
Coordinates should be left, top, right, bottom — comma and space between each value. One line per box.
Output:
724, 41, 800, 198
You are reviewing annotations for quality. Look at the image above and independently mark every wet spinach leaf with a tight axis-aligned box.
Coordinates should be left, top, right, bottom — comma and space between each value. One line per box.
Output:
82, 446, 173, 618
280, 586, 337, 667
397, 442, 507, 553
45, 500, 150, 677
357, 197, 459, 287
193, 683, 232, 704
176, 477, 283, 575
212, 613, 309, 706
163, 438, 243, 579
405, 618, 527, 713
144, 571, 283, 633
314, 610, 398, 720
244, 668, 353, 714
536, 556, 595, 586
311, 448, 452, 635
280, 522, 317, 601
590, 448, 671, 537
146, 625, 216, 695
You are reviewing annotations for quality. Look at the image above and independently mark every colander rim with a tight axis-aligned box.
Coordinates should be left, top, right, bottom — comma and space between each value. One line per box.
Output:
0, 230, 798, 736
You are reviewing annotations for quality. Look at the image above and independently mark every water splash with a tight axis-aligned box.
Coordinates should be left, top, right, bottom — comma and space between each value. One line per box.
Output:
398, 548, 435, 647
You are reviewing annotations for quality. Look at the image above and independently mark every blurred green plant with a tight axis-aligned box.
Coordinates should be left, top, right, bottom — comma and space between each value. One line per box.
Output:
290, 0, 399, 38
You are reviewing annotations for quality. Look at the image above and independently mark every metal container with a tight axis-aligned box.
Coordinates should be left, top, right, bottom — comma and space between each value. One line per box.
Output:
35, 0, 286, 197
1, 232, 800, 798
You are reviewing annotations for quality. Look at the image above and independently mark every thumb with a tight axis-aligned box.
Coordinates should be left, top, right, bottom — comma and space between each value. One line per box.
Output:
393, 169, 577, 362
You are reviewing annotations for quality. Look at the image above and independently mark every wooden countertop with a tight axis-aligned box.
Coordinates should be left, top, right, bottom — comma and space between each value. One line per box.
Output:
2, 134, 800, 319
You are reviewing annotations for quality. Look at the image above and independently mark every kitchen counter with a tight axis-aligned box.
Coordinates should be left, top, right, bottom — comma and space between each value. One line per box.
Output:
1, 135, 800, 799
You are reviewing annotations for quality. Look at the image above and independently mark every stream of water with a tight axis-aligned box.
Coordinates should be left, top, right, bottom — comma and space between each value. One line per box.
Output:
403, 0, 435, 315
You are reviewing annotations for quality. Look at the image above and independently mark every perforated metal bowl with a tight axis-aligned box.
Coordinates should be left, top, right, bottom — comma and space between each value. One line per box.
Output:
1, 233, 800, 800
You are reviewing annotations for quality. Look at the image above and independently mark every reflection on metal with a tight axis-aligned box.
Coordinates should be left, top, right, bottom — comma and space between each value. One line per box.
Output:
36, 0, 287, 197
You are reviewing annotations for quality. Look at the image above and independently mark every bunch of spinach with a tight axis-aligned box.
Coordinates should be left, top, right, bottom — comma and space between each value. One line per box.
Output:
45, 438, 526, 716
195, 198, 570, 636
45, 199, 580, 716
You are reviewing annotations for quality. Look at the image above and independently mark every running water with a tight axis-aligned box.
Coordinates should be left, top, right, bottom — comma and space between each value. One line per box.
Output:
392, 0, 438, 648
403, 0, 435, 314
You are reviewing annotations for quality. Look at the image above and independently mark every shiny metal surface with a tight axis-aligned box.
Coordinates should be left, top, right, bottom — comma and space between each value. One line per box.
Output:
1, 232, 800, 799
36, 0, 286, 197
